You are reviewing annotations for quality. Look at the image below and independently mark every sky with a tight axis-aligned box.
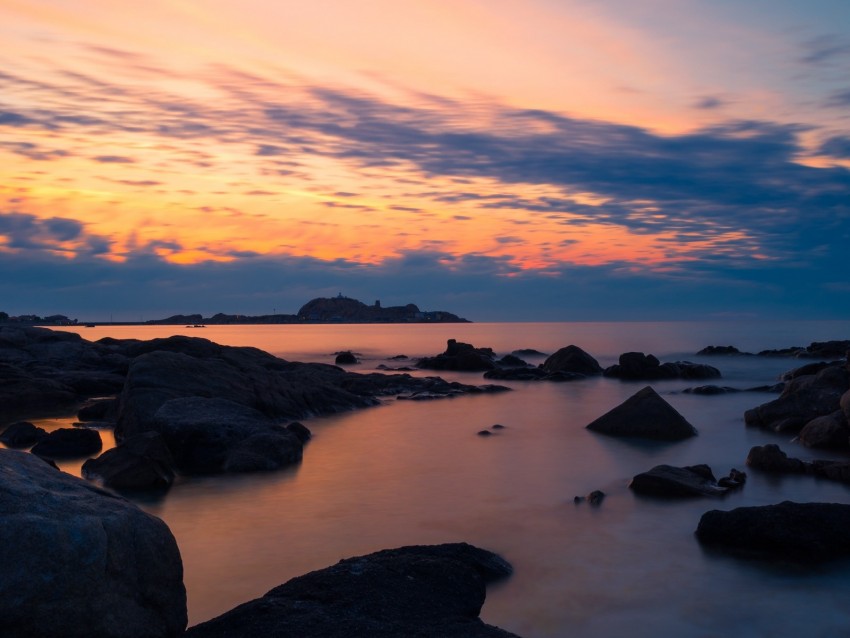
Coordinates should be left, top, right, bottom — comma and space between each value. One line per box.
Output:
1, 0, 849, 321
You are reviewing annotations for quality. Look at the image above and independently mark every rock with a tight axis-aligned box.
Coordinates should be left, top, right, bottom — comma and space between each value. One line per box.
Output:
541, 345, 602, 376
77, 398, 118, 422
697, 345, 743, 355
114, 343, 377, 441
604, 352, 721, 381
586, 490, 605, 505
630, 464, 733, 497
745, 444, 807, 474
185, 543, 517, 638
82, 432, 176, 490
744, 363, 849, 433
798, 411, 849, 450
495, 354, 528, 367
512, 348, 546, 357
151, 397, 304, 474
30, 427, 102, 459
0, 421, 47, 448
334, 351, 358, 365
0, 362, 78, 417
0, 449, 186, 636
696, 501, 850, 561
586, 386, 698, 441
682, 385, 741, 395
477, 430, 493, 436
491, 424, 506, 430
286, 421, 312, 443
417, 339, 496, 372
841, 388, 850, 421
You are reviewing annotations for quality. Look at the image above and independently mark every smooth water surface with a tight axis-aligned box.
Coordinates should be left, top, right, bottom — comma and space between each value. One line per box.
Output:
31, 321, 850, 636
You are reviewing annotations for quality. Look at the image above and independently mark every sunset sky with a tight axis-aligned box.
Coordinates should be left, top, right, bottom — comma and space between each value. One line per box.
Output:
2, 0, 849, 320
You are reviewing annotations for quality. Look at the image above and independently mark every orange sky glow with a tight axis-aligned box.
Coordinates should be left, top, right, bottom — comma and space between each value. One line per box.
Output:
1, 0, 848, 304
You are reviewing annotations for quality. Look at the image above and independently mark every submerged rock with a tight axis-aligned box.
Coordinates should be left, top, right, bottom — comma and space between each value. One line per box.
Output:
586, 386, 698, 441
185, 543, 517, 638
696, 501, 850, 561
630, 464, 743, 497
0, 449, 186, 637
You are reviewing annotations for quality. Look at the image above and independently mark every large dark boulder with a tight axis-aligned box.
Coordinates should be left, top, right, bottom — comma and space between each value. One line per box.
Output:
630, 464, 742, 497
114, 344, 377, 441
417, 339, 496, 372
82, 432, 176, 490
0, 449, 186, 637
185, 543, 518, 638
604, 352, 721, 380
586, 386, 698, 441
696, 501, 850, 561
541, 345, 602, 376
0, 421, 47, 448
745, 363, 849, 433
152, 397, 304, 474
798, 411, 849, 450
30, 427, 102, 459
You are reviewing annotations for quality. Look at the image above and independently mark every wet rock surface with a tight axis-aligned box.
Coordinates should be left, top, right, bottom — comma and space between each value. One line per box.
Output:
82, 431, 176, 490
0, 421, 47, 448
0, 449, 186, 637
30, 427, 102, 459
185, 543, 518, 638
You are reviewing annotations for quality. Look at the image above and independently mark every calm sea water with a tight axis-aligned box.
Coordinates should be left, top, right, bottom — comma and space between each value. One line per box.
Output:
30, 321, 850, 635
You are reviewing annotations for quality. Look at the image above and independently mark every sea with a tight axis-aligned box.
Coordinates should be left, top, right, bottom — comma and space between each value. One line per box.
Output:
24, 320, 850, 636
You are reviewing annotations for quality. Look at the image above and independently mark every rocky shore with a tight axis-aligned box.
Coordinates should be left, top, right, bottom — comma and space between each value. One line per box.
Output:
2, 327, 850, 635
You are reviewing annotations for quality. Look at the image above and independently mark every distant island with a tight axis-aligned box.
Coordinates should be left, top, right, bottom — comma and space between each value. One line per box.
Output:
2, 295, 469, 326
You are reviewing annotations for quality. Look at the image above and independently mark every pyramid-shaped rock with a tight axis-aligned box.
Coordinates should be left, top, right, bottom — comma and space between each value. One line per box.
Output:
586, 386, 698, 441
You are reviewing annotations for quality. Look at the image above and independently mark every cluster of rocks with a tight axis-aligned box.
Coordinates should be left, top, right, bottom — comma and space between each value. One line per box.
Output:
0, 326, 509, 490
417, 340, 722, 383
698, 340, 850, 358
0, 448, 516, 637
744, 358, 850, 448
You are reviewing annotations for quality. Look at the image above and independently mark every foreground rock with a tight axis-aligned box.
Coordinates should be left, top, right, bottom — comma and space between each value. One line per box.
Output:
586, 386, 698, 441
630, 464, 745, 497
604, 352, 720, 381
744, 361, 849, 437
0, 449, 186, 637
696, 501, 850, 561
186, 543, 518, 638
82, 432, 176, 490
